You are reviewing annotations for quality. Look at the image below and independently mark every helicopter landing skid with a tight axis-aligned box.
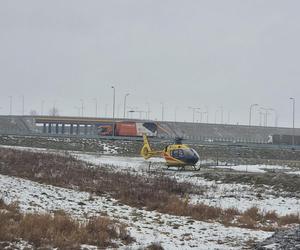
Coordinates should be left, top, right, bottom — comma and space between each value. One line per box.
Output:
165, 165, 201, 172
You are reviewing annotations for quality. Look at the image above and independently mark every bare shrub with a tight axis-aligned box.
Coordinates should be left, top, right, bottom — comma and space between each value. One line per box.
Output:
189, 203, 222, 221
224, 207, 239, 219
0, 200, 132, 249
264, 210, 279, 222
237, 214, 257, 229
243, 207, 261, 221
236, 207, 261, 229
162, 196, 186, 215
279, 214, 300, 226
222, 207, 240, 226
146, 242, 164, 250
84, 217, 113, 246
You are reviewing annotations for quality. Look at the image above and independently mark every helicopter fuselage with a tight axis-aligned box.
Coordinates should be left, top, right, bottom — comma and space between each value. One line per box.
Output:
140, 134, 200, 168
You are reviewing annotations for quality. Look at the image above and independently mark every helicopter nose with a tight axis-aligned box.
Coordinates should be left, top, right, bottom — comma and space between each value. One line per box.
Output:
186, 154, 199, 165
192, 154, 199, 164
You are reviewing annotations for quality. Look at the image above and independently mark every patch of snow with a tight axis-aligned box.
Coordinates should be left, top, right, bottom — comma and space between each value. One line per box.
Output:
208, 164, 292, 173
73, 152, 164, 171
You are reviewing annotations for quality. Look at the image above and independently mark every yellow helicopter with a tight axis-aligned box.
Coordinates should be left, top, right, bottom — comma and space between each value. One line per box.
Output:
140, 134, 200, 170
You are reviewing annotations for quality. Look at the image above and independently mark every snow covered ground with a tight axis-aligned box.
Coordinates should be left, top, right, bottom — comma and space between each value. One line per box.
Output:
1, 145, 299, 249
1, 145, 299, 216
0, 174, 271, 250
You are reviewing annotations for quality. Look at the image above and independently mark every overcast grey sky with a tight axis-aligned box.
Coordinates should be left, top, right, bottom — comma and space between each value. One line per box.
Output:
0, 0, 299, 127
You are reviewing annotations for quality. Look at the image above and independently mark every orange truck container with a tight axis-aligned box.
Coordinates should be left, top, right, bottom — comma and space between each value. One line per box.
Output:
115, 122, 137, 136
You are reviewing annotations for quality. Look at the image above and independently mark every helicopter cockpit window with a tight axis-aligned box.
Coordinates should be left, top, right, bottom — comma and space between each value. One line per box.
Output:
172, 149, 179, 157
191, 148, 200, 158
172, 149, 185, 158
178, 149, 184, 157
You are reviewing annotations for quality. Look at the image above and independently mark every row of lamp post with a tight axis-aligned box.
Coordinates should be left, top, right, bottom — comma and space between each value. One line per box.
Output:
249, 104, 278, 127
249, 98, 296, 145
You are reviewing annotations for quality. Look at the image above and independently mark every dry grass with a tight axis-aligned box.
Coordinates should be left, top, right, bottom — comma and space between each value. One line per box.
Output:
1, 148, 299, 231
0, 199, 133, 249
278, 213, 300, 226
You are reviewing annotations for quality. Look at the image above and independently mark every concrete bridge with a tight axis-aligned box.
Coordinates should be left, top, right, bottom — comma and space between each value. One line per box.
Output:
1, 115, 300, 145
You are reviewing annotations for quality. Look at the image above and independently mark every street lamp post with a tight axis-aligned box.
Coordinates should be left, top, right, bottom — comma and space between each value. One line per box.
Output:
268, 108, 278, 127
111, 86, 115, 119
259, 111, 262, 126
21, 95, 25, 115
202, 111, 208, 123
74, 106, 81, 116
146, 102, 150, 120
249, 104, 258, 126
205, 106, 209, 123
111, 86, 116, 136
227, 110, 231, 124
80, 99, 84, 117
105, 104, 108, 117
260, 108, 270, 127
123, 93, 129, 118
220, 106, 224, 124
9, 96, 12, 115
290, 97, 295, 145
160, 102, 164, 121
41, 100, 45, 116
93, 98, 98, 117
214, 110, 219, 124
188, 107, 201, 123
174, 106, 178, 122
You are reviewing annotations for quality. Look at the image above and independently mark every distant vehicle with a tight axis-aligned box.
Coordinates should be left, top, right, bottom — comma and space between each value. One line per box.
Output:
271, 134, 300, 145
140, 134, 200, 170
97, 122, 157, 137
